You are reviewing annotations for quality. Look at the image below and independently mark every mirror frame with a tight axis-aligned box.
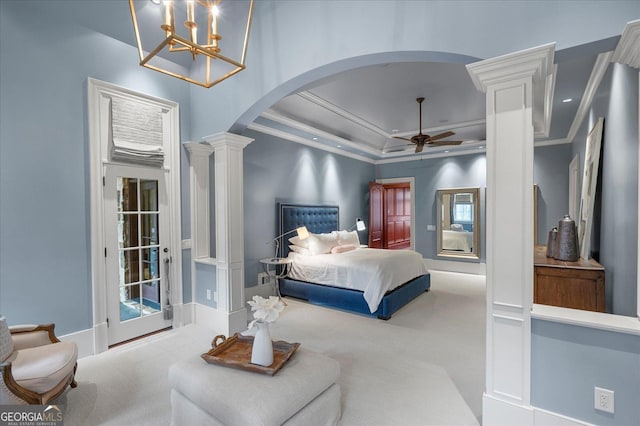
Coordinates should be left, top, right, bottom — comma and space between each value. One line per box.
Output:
436, 187, 481, 259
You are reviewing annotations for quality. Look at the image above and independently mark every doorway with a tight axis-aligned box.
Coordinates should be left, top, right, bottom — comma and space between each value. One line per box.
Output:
368, 178, 415, 250
104, 165, 173, 345
88, 78, 182, 353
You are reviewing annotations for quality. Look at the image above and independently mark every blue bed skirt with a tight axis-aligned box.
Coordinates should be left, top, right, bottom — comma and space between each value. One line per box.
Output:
279, 273, 430, 320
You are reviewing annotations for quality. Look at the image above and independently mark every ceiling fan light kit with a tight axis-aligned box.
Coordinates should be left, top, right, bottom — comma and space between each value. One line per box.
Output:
393, 97, 463, 153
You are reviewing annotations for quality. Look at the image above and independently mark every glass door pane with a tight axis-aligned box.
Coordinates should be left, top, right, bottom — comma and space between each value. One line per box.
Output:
117, 176, 161, 322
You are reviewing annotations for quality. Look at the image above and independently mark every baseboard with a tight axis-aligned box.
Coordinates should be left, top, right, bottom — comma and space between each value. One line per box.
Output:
60, 327, 95, 359
61, 307, 194, 359
483, 394, 533, 425
533, 408, 594, 426
483, 394, 594, 426
194, 303, 248, 336
245, 283, 277, 301
180, 302, 196, 325
424, 258, 486, 275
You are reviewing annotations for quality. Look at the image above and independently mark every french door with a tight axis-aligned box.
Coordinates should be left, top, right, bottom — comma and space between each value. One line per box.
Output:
104, 164, 172, 345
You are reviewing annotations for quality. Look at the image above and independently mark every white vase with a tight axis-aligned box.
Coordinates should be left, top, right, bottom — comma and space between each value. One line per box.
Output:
251, 321, 274, 366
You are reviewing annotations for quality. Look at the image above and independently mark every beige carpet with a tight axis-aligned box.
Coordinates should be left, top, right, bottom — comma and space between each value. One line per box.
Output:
53, 271, 485, 426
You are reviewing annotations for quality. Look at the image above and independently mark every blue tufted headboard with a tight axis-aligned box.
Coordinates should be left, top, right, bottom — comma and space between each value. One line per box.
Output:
278, 203, 339, 258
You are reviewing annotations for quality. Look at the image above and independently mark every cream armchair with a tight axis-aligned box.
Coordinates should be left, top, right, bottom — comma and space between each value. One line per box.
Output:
0, 315, 78, 405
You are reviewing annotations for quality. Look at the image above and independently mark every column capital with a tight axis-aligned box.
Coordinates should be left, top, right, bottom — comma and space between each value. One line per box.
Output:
184, 141, 215, 157
612, 20, 640, 69
467, 43, 556, 137
204, 132, 254, 151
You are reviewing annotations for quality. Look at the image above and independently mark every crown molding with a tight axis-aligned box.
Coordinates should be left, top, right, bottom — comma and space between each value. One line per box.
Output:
260, 109, 383, 157
612, 19, 640, 69
297, 91, 390, 138
566, 51, 613, 143
466, 43, 556, 138
247, 122, 376, 164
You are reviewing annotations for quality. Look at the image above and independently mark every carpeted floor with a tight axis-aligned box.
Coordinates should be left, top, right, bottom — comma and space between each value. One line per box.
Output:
53, 270, 485, 426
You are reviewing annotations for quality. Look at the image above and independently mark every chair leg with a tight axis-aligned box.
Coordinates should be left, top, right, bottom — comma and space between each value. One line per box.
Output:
70, 363, 78, 388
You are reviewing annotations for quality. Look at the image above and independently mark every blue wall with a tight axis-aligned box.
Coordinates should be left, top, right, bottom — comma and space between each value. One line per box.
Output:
571, 63, 638, 316
531, 319, 640, 425
531, 63, 638, 424
0, 1, 192, 334
376, 154, 487, 262
374, 145, 573, 263
242, 130, 374, 286
534, 144, 572, 244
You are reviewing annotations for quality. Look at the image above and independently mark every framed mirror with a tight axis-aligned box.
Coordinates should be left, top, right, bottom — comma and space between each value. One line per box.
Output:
436, 187, 480, 259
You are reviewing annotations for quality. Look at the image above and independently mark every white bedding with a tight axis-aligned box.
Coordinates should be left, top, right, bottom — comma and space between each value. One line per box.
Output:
287, 248, 428, 313
442, 230, 473, 252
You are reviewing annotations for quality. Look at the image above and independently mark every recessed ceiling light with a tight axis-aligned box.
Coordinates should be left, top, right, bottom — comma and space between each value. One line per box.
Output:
312, 137, 318, 141
337, 145, 342, 148
391, 129, 399, 133
150, 0, 161, 4
478, 146, 484, 149
444, 150, 449, 153
562, 98, 573, 103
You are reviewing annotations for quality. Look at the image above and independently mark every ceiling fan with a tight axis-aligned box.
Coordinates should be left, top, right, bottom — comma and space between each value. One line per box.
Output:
393, 97, 463, 153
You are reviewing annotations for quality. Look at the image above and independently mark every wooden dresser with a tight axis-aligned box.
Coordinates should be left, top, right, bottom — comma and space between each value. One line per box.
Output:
534, 245, 605, 312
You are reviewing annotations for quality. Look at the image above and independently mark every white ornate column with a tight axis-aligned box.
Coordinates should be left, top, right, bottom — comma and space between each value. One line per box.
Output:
467, 43, 555, 424
206, 133, 253, 335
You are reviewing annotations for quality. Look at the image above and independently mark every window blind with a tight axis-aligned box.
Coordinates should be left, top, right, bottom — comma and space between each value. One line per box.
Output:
110, 97, 164, 167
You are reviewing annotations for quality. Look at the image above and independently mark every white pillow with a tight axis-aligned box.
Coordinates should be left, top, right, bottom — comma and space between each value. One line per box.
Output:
331, 244, 357, 254
289, 235, 309, 248
306, 232, 339, 255
289, 245, 311, 256
336, 230, 360, 247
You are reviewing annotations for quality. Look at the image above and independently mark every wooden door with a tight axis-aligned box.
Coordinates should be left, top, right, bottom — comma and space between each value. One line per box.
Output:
368, 182, 384, 248
384, 183, 411, 249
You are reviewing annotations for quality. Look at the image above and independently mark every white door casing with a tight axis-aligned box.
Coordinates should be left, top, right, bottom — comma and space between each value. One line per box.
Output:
88, 78, 182, 354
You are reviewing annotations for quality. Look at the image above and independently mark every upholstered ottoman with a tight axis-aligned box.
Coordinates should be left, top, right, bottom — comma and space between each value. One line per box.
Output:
168, 348, 341, 426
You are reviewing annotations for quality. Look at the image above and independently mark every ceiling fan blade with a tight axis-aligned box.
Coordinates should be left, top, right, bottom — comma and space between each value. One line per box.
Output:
392, 136, 413, 142
427, 140, 464, 146
415, 143, 424, 153
426, 131, 455, 142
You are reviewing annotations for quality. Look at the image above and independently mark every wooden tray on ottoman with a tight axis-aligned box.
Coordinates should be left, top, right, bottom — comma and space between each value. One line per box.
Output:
201, 333, 300, 376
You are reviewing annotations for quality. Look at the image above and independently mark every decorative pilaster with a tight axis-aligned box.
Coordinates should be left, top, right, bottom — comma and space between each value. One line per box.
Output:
467, 43, 555, 424
206, 133, 253, 334
184, 142, 215, 260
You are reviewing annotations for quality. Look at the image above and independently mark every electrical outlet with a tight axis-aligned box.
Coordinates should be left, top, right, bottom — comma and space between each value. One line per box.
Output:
206, 289, 211, 300
258, 272, 270, 286
213, 291, 217, 303
594, 387, 614, 414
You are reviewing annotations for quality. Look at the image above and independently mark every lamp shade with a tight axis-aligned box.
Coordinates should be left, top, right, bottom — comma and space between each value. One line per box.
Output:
350, 218, 366, 232
272, 226, 309, 259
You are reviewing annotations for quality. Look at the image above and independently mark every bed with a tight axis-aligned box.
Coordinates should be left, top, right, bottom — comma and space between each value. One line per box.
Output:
442, 230, 473, 252
277, 203, 430, 319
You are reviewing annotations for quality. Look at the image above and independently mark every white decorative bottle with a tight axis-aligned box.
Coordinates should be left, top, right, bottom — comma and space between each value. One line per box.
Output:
251, 321, 274, 366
